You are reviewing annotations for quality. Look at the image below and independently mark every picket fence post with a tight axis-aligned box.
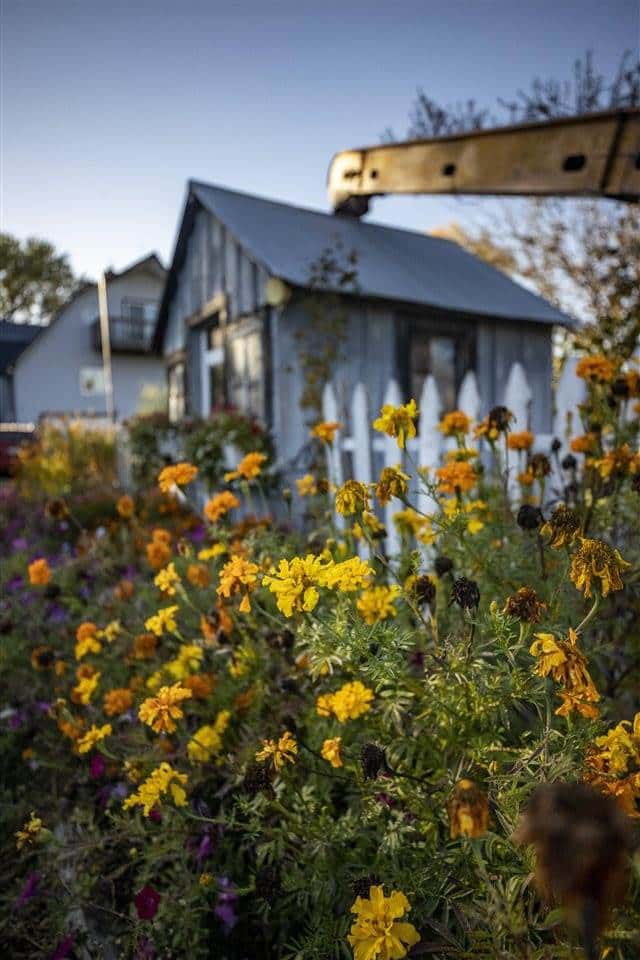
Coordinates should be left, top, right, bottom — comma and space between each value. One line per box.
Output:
322, 381, 344, 529
381, 379, 403, 557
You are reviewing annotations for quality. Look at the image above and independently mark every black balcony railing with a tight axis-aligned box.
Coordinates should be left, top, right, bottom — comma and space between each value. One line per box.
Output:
92, 316, 156, 354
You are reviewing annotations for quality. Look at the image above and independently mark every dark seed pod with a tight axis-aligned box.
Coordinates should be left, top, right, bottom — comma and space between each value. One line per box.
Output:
528, 453, 551, 478
451, 577, 480, 610
279, 677, 298, 695
561, 454, 578, 471
488, 405, 513, 432
434, 555, 454, 577
45, 498, 68, 519
611, 377, 630, 398
316, 478, 330, 495
550, 437, 562, 453
360, 743, 386, 781
517, 504, 543, 530
414, 574, 436, 607
242, 762, 273, 797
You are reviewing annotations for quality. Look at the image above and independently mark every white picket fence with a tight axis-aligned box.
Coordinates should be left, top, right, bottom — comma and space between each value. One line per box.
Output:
321, 358, 589, 556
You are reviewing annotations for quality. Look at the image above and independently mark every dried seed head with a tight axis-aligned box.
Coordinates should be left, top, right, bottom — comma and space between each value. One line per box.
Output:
451, 577, 480, 610
504, 587, 547, 623
434, 555, 454, 577
448, 778, 489, 839
528, 453, 552, 478
488, 406, 514, 432
413, 574, 436, 607
517, 505, 543, 530
561, 454, 578, 471
551, 437, 562, 453
360, 743, 387, 781
45, 498, 68, 519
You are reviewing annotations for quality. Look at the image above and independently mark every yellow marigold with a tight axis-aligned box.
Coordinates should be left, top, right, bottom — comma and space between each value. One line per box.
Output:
328, 681, 374, 722
316, 692, 335, 717
198, 543, 227, 560
593, 444, 637, 480
132, 632, 158, 660
145, 605, 179, 637
570, 432, 599, 454
530, 629, 600, 702
158, 461, 198, 493
296, 473, 318, 497
187, 563, 211, 588
321, 736, 343, 768
448, 779, 489, 839
76, 621, 98, 644
592, 715, 640, 777
540, 504, 580, 548
224, 451, 267, 482
576, 355, 616, 383
517, 469, 535, 487
15, 811, 43, 850
99, 620, 121, 644
183, 672, 216, 699
310, 421, 342, 444
439, 410, 471, 436
75, 631, 102, 661
116, 494, 134, 518
255, 730, 298, 770
217, 555, 259, 613
507, 430, 535, 451
204, 491, 240, 523
436, 460, 477, 495
373, 399, 418, 449
154, 562, 181, 596
445, 446, 479, 462
103, 687, 134, 716
569, 538, 631, 598
323, 556, 374, 593
167, 644, 204, 680
28, 558, 51, 586
138, 683, 192, 734
263, 554, 329, 617
348, 885, 420, 960
72, 672, 100, 706
375, 465, 409, 505
77, 722, 112, 755
335, 480, 371, 516
357, 585, 401, 625
555, 690, 601, 719
123, 762, 188, 816
354, 510, 386, 541
187, 710, 231, 762
392, 508, 435, 544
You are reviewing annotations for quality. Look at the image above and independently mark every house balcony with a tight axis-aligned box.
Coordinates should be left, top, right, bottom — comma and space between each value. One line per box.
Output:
91, 316, 156, 354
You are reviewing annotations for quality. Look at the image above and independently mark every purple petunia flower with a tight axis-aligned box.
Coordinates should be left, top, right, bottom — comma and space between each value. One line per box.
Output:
195, 830, 213, 864
15, 871, 41, 909
90, 754, 106, 779
190, 524, 206, 544
12, 537, 28, 551
134, 885, 161, 920
214, 876, 238, 933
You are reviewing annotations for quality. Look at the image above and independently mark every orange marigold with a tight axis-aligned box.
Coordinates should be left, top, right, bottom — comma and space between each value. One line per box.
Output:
187, 563, 211, 588
116, 495, 135, 518
132, 633, 158, 660
204, 491, 240, 523
103, 688, 135, 717
575, 355, 616, 383
507, 430, 535, 451
158, 462, 198, 493
438, 410, 471, 436
183, 672, 217, 699
436, 461, 477, 496
138, 683, 192, 734
28, 558, 51, 586
224, 451, 268, 482
146, 539, 171, 570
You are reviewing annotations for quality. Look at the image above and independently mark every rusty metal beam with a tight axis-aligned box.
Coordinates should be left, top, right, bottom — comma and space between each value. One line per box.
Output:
327, 109, 640, 215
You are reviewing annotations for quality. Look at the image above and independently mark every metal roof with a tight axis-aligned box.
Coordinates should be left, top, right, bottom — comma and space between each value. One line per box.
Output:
187, 180, 570, 325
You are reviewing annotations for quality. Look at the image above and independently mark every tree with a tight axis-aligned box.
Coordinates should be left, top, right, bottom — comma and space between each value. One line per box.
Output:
0, 233, 77, 324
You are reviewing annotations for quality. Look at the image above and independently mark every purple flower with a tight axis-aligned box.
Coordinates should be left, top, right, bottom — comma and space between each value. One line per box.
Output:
148, 808, 162, 824
196, 830, 213, 864
46, 604, 68, 625
214, 876, 238, 933
134, 885, 161, 920
51, 935, 74, 959
12, 537, 28, 551
15, 871, 41, 909
7, 575, 24, 592
135, 937, 157, 959
190, 524, 206, 544
90, 754, 106, 779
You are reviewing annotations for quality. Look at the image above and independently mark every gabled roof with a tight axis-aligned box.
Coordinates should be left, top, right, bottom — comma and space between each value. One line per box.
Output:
156, 180, 571, 345
0, 321, 45, 374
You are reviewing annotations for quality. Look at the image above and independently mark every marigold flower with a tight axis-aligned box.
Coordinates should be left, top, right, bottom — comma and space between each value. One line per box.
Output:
132, 632, 158, 659
570, 432, 599, 454
158, 461, 198, 493
15, 812, 43, 850
77, 723, 112, 755
323, 556, 374, 593
138, 683, 192, 734
448, 778, 489, 839
30, 645, 55, 670
347, 885, 420, 960
593, 444, 638, 480
503, 587, 547, 623
357, 585, 401, 625
28, 558, 51, 586
507, 430, 535, 451
186, 563, 211, 588
439, 410, 471, 436
76, 621, 98, 644
530, 628, 601, 713
75, 631, 102, 661
145, 605, 179, 637
262, 554, 329, 617
296, 473, 318, 497
146, 538, 171, 570
123, 762, 188, 816
255, 730, 298, 770
321, 737, 343, 768
198, 542, 227, 561
540, 503, 580, 548
375, 466, 409, 505
166, 644, 204, 680
316, 692, 335, 717
183, 672, 216, 699
569, 538, 631, 598
328, 681, 374, 723
217, 555, 259, 613
72, 671, 100, 705
335, 480, 371, 516
116, 494, 134, 518
436, 461, 477, 496
187, 710, 231, 762
103, 687, 134, 716
114, 578, 135, 600
392, 508, 435, 544
154, 563, 180, 596
310, 421, 342, 444
576, 355, 616, 383
204, 491, 240, 522
353, 510, 386, 541
373, 399, 418, 449
224, 451, 267, 482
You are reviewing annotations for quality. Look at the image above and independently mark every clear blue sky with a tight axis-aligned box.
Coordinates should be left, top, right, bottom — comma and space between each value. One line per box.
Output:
2, 0, 638, 279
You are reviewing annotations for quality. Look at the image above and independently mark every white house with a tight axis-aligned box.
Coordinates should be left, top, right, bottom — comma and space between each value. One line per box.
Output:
14, 253, 167, 423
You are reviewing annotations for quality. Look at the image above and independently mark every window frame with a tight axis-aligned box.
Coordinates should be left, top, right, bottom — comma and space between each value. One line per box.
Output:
395, 309, 476, 412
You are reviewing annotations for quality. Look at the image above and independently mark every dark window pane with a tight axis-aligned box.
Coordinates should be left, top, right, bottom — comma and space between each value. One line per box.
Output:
430, 336, 456, 412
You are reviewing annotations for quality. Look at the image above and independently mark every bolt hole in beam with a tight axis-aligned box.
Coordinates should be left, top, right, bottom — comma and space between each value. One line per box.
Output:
563, 154, 586, 172
369, 169, 378, 179
441, 162, 456, 176
635, 153, 640, 170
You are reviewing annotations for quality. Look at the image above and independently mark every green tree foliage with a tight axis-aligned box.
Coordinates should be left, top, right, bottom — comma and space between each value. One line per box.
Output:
0, 233, 77, 324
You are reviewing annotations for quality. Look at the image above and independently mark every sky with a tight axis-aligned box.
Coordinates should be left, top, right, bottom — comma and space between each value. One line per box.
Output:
2, 0, 638, 280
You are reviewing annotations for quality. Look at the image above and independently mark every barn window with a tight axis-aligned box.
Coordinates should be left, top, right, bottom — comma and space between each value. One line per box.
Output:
168, 362, 185, 423
227, 323, 264, 420
401, 315, 475, 412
